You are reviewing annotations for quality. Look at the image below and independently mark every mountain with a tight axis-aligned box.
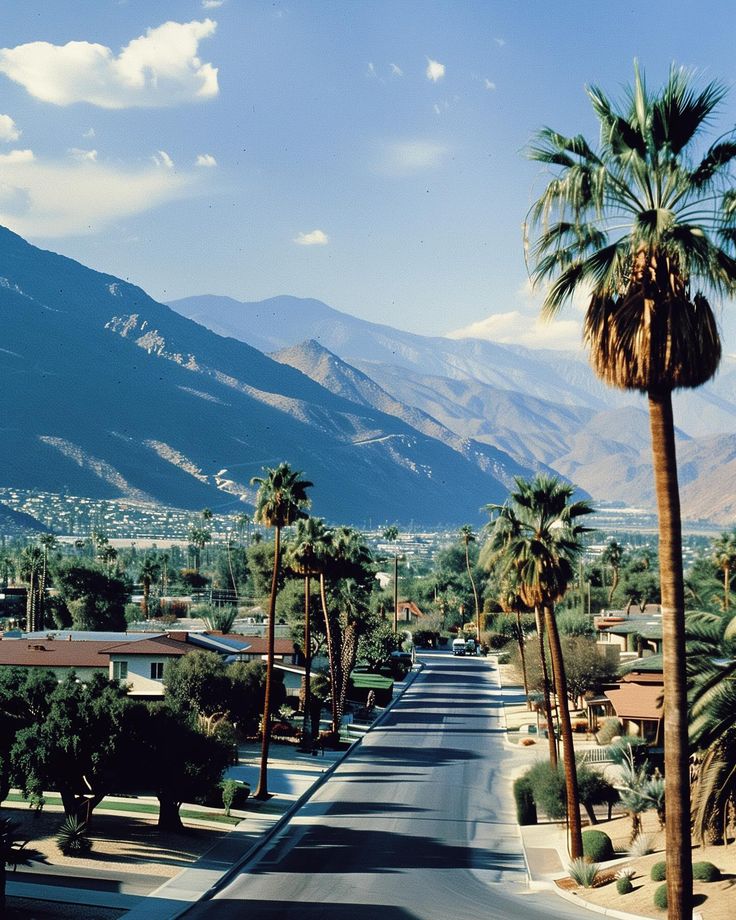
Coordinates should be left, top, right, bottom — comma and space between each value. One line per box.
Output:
0, 502, 48, 537
0, 226, 524, 525
170, 292, 736, 522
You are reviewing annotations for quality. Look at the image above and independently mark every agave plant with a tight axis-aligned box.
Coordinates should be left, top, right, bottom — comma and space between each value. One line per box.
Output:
569, 857, 599, 888
56, 815, 92, 856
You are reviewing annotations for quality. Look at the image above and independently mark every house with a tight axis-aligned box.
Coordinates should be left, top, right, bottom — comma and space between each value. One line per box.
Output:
585, 654, 664, 745
102, 636, 192, 695
221, 635, 301, 663
595, 614, 663, 657
396, 600, 423, 624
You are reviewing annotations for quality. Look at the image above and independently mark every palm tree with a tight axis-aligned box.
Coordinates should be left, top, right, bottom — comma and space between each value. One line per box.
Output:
711, 529, 736, 611
285, 516, 328, 750
526, 64, 736, 916
18, 545, 44, 632
460, 525, 481, 648
382, 526, 400, 632
138, 555, 161, 618
601, 539, 623, 607
486, 474, 593, 859
38, 534, 57, 626
250, 463, 312, 799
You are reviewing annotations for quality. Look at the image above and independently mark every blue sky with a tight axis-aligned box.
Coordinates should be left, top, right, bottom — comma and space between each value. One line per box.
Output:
1, 1, 735, 350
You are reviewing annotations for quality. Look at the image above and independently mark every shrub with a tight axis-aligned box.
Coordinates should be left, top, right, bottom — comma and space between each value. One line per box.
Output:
609, 736, 650, 768
220, 779, 242, 817
582, 829, 614, 863
650, 861, 666, 881
497, 652, 511, 665
692, 861, 720, 882
596, 717, 623, 744
627, 834, 654, 857
616, 867, 635, 880
653, 883, 667, 910
616, 876, 633, 894
56, 815, 92, 856
568, 857, 599, 888
524, 760, 566, 820
513, 775, 537, 826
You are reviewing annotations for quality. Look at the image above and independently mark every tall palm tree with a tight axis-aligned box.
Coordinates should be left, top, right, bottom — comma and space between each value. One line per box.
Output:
18, 545, 44, 632
382, 526, 400, 632
250, 462, 312, 799
38, 534, 57, 627
526, 63, 736, 916
486, 474, 593, 859
460, 525, 481, 648
601, 539, 623, 607
711, 529, 736, 612
138, 555, 161, 618
285, 516, 328, 750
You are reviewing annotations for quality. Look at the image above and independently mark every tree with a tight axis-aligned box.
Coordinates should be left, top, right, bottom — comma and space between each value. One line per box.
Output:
382, 526, 400, 632
17, 545, 43, 632
250, 462, 312, 799
486, 474, 593, 859
460, 525, 482, 645
526, 63, 736, 916
53, 559, 129, 631
165, 650, 232, 733
138, 554, 161, 618
711, 529, 736, 611
601, 540, 623, 607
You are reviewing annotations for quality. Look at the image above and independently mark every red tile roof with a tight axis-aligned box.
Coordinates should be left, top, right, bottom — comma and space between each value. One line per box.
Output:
0, 640, 113, 669
102, 637, 190, 657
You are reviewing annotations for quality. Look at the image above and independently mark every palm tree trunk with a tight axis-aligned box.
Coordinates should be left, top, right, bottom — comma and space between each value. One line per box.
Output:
608, 567, 619, 606
544, 603, 583, 860
254, 525, 280, 800
515, 610, 531, 709
393, 553, 399, 633
648, 389, 692, 920
465, 540, 481, 647
300, 574, 313, 749
319, 574, 342, 740
535, 607, 557, 767
724, 564, 730, 612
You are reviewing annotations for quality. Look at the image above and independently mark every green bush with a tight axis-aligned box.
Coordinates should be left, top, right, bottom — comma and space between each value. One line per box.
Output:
692, 861, 720, 882
650, 861, 666, 881
582, 829, 614, 862
56, 815, 92, 856
653, 883, 667, 910
496, 652, 511, 665
513, 775, 537, 826
596, 717, 622, 744
616, 876, 633, 894
524, 760, 566, 820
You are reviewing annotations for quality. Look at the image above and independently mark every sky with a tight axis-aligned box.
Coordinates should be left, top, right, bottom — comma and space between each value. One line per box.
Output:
1, 1, 735, 351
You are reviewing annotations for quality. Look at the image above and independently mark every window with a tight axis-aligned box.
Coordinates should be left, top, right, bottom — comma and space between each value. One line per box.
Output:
112, 660, 128, 681
150, 661, 164, 680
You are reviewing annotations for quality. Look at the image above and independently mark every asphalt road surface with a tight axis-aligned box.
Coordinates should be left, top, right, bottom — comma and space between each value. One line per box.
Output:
184, 652, 591, 920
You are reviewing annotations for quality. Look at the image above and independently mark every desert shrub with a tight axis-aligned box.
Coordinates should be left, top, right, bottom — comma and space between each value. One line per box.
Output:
616, 876, 633, 894
513, 775, 537, 826
650, 861, 666, 881
653, 883, 667, 910
609, 736, 650, 768
56, 815, 92, 856
219, 779, 250, 816
616, 867, 635, 880
582, 829, 614, 862
524, 760, 566, 820
497, 652, 511, 665
596, 717, 623, 744
569, 857, 599, 888
627, 833, 654, 857
556, 610, 595, 637
692, 861, 720, 882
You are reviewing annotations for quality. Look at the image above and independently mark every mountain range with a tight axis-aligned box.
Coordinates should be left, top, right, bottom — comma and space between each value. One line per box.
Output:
0, 223, 733, 529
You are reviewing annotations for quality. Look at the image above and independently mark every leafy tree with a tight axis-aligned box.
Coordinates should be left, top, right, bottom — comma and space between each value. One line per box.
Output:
165, 650, 232, 733
53, 559, 129, 631
526, 63, 736, 915
562, 636, 619, 707
358, 617, 401, 670
11, 674, 128, 820
228, 660, 285, 735
250, 462, 312, 799
486, 474, 593, 859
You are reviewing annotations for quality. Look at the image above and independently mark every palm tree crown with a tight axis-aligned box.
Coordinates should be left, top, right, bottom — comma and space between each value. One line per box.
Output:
527, 62, 736, 392
251, 463, 313, 530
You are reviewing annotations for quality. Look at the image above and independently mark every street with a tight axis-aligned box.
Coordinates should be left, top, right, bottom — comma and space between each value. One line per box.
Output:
184, 652, 592, 919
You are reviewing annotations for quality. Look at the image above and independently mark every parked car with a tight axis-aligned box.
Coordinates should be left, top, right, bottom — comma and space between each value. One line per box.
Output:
452, 637, 468, 656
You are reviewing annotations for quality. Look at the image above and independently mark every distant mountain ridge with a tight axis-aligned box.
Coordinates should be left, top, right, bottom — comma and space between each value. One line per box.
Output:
0, 226, 525, 525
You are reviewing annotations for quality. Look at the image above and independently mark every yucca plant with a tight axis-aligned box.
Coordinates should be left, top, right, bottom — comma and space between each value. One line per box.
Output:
627, 833, 655, 857
56, 815, 92, 856
569, 857, 599, 888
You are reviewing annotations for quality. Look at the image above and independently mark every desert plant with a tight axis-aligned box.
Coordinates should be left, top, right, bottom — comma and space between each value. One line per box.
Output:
616, 867, 636, 880
220, 779, 239, 817
692, 861, 720, 882
616, 876, 633, 895
582, 829, 614, 862
56, 815, 92, 856
653, 883, 668, 910
627, 833, 654, 858
596, 717, 623, 745
524, 760, 566, 820
513, 775, 537, 826
651, 861, 667, 881
569, 857, 599, 888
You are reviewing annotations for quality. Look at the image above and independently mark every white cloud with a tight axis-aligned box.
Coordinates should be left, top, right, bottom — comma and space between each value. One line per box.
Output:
195, 153, 217, 167
446, 310, 583, 351
378, 139, 448, 175
152, 150, 174, 169
0, 114, 20, 142
425, 58, 445, 82
0, 150, 196, 236
484, 78, 496, 91
69, 147, 97, 162
202, 0, 225, 7
294, 229, 328, 246
390, 63, 403, 77
0, 19, 219, 108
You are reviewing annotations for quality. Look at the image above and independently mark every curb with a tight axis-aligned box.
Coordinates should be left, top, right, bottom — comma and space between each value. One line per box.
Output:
553, 887, 656, 920
166, 661, 425, 916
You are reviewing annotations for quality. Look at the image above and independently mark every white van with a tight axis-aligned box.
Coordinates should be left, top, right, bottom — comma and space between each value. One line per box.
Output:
452, 637, 467, 656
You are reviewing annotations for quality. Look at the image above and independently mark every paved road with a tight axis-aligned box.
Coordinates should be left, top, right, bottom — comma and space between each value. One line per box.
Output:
184, 652, 591, 920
